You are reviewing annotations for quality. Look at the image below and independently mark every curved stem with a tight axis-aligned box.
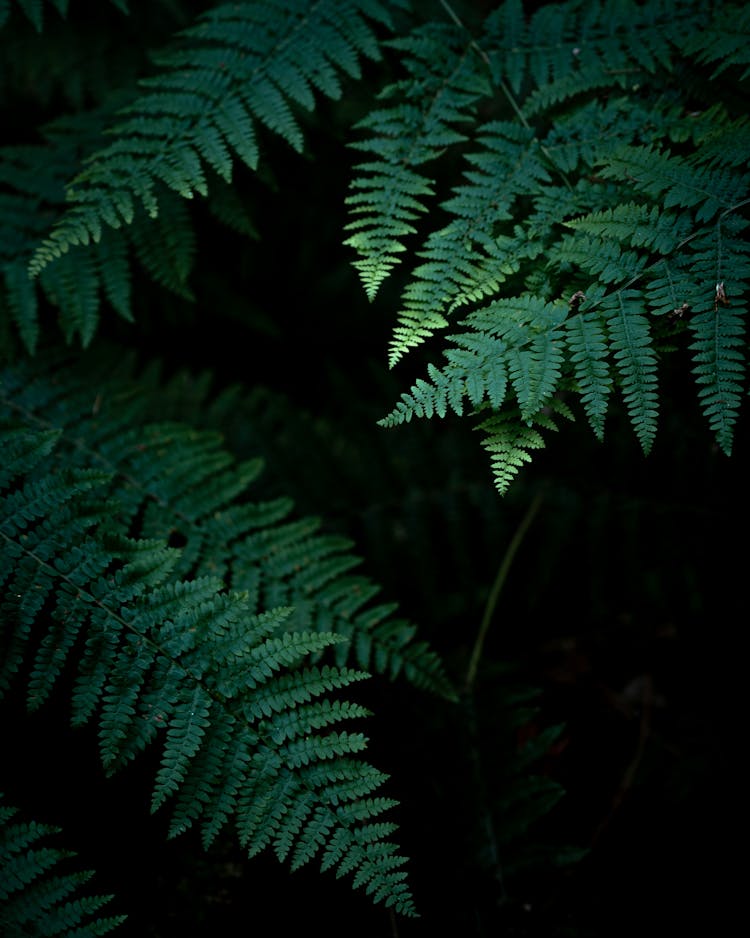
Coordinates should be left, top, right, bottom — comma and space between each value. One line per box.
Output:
464, 489, 545, 693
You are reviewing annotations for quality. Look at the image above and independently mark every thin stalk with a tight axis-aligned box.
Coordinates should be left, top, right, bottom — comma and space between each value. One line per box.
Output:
464, 489, 545, 693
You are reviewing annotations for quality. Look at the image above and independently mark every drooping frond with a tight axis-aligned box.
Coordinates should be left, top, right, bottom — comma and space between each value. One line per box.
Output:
29, 0, 406, 275
0, 379, 421, 916
355, 0, 749, 493
600, 288, 659, 453
0, 793, 127, 936
344, 21, 491, 300
564, 305, 612, 439
475, 399, 574, 496
351, 0, 718, 365
0, 347, 455, 700
685, 216, 750, 455
0, 110, 198, 349
386, 122, 550, 366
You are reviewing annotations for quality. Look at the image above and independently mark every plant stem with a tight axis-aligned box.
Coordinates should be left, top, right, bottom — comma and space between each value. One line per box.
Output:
464, 489, 545, 693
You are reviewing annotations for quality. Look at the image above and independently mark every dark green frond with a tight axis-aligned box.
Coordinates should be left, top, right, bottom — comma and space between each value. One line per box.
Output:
686, 216, 750, 454
483, 0, 711, 98
1, 348, 456, 699
386, 121, 549, 366
602, 288, 659, 453
0, 408, 418, 916
0, 126, 196, 349
564, 204, 691, 256
598, 144, 749, 225
381, 296, 568, 430
0, 794, 126, 937
681, 1, 750, 80
361, 0, 749, 492
564, 306, 612, 439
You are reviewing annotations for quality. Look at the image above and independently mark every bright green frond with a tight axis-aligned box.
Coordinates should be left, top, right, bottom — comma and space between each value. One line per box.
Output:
29, 0, 401, 275
345, 21, 492, 301
474, 399, 574, 496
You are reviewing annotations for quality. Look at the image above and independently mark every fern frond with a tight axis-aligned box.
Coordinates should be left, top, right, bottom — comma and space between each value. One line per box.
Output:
2, 348, 456, 699
0, 794, 126, 936
685, 216, 750, 454
344, 21, 491, 300
29, 0, 404, 275
365, 0, 748, 492
0, 128, 197, 348
681, 1, 750, 80
474, 399, 574, 496
601, 288, 659, 453
0, 415, 418, 916
483, 0, 711, 102
598, 144, 749, 224
381, 296, 567, 427
565, 204, 691, 255
564, 305, 612, 439
387, 122, 549, 366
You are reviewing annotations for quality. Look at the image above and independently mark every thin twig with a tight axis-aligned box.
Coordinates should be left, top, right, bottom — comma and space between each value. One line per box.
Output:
464, 489, 545, 694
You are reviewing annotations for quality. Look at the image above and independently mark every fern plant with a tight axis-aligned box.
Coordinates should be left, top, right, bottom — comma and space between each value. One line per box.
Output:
0, 0, 745, 934
0, 351, 451, 917
347, 0, 749, 492
0, 793, 126, 937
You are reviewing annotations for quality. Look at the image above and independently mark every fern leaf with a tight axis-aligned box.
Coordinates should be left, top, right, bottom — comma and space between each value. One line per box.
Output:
382, 296, 567, 428
0, 133, 199, 348
345, 22, 491, 300
598, 144, 749, 224
0, 424, 417, 916
29, 0, 402, 275
565, 307, 612, 439
0, 795, 125, 936
152, 684, 213, 812
387, 122, 549, 365
565, 204, 691, 255
475, 399, 574, 496
1, 262, 39, 352
1, 358, 441, 915
681, 1, 750, 80
690, 305, 746, 455
602, 289, 659, 453
685, 216, 750, 454
550, 234, 647, 284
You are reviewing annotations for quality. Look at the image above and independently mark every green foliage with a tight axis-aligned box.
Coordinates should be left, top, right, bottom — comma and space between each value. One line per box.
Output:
0, 793, 126, 936
0, 0, 746, 933
0, 356, 442, 917
28, 0, 408, 275
346, 0, 749, 491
